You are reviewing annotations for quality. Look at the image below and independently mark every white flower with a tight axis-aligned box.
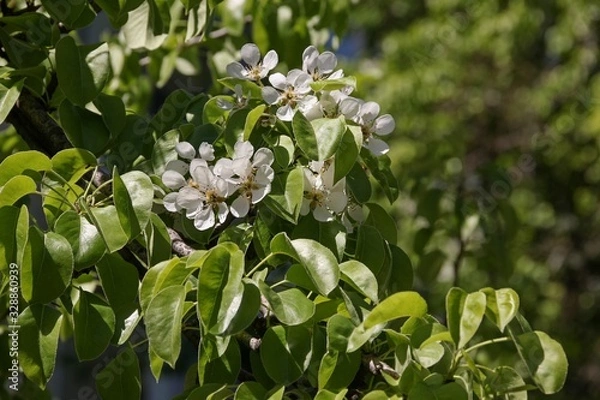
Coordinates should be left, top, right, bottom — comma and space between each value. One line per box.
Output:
345, 100, 395, 156
226, 43, 278, 82
301, 161, 348, 222
341, 202, 366, 233
228, 141, 275, 218
262, 69, 317, 121
304, 86, 358, 121
302, 46, 344, 81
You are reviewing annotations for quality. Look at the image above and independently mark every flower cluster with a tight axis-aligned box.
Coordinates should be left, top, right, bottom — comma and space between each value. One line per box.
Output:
162, 140, 274, 231
225, 43, 396, 156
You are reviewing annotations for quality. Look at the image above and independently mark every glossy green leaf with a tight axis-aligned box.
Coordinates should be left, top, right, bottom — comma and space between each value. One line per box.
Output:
314, 389, 348, 400
361, 390, 389, 400
270, 232, 340, 296
333, 127, 360, 184
346, 161, 371, 203
339, 260, 379, 303
0, 206, 19, 273
150, 89, 193, 135
51, 148, 97, 182
222, 280, 261, 335
234, 381, 267, 399
409, 382, 468, 400
121, 0, 168, 50
360, 148, 398, 203
262, 167, 304, 223
293, 113, 346, 161
18, 305, 62, 389
202, 338, 241, 384
355, 225, 386, 276
95, 345, 141, 400
140, 258, 191, 312
258, 282, 315, 326
94, 93, 127, 136
260, 325, 313, 385
73, 291, 116, 361
0, 175, 36, 206
318, 351, 360, 391
88, 205, 129, 253
0, 79, 23, 124
268, 134, 295, 168
144, 213, 172, 266
0, 150, 51, 185
146, 285, 186, 368
54, 210, 105, 270
364, 291, 428, 330
56, 37, 109, 105
446, 288, 487, 349
40, 0, 87, 28
365, 202, 397, 244
197, 244, 245, 334
0, 28, 48, 68
481, 287, 520, 333
218, 77, 262, 98
310, 77, 356, 92
244, 104, 266, 140
511, 330, 568, 394
388, 244, 414, 293
96, 253, 139, 316
484, 366, 527, 399
292, 217, 346, 261
113, 169, 154, 238
151, 129, 180, 175
59, 100, 111, 155
21, 228, 73, 304
414, 341, 445, 368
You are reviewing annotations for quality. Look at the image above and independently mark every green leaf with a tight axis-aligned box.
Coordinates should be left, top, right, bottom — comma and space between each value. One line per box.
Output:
260, 325, 313, 385
51, 148, 97, 182
234, 381, 268, 399
0, 175, 36, 206
510, 330, 568, 394
21, 228, 73, 304
0, 79, 23, 124
59, 100, 111, 155
413, 341, 445, 368
0, 206, 19, 272
222, 279, 261, 335
218, 77, 262, 98
121, 0, 168, 50
95, 345, 141, 400
151, 128, 180, 175
96, 253, 139, 316
113, 169, 154, 238
56, 36, 109, 105
40, 0, 87, 28
88, 205, 129, 253
361, 390, 389, 400
146, 285, 186, 368
364, 291, 428, 330
73, 291, 116, 361
388, 244, 414, 293
339, 260, 379, 303
94, 93, 127, 137
258, 282, 315, 326
365, 202, 397, 244
346, 161, 371, 203
270, 233, 340, 296
244, 104, 266, 140
318, 351, 360, 392
197, 244, 245, 334
292, 216, 346, 261
484, 366, 527, 399
355, 225, 386, 276
293, 113, 346, 161
262, 167, 304, 224
0, 150, 51, 185
150, 89, 193, 135
481, 288, 520, 333
140, 258, 191, 312
310, 77, 356, 92
54, 210, 105, 270
18, 305, 62, 389
144, 213, 172, 266
314, 389, 348, 400
446, 288, 487, 349
202, 338, 241, 384
333, 127, 361, 184
95, 0, 144, 27
0, 28, 48, 68
360, 148, 398, 203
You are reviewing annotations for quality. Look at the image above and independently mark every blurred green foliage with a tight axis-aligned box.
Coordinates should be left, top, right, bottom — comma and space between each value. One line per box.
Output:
349, 0, 600, 398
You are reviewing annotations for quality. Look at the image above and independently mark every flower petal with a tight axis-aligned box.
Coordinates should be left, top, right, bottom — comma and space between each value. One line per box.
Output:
162, 170, 187, 190
199, 142, 215, 161
251, 184, 271, 203
216, 202, 229, 224
162, 192, 179, 212
340, 97, 360, 118
252, 148, 274, 167
230, 196, 250, 218
262, 86, 280, 104
302, 46, 318, 73
234, 140, 254, 160
373, 114, 395, 136
165, 160, 189, 176
327, 190, 348, 213
313, 205, 334, 222
241, 43, 261, 66
365, 137, 389, 156
190, 163, 213, 186
213, 158, 234, 179
276, 104, 295, 121
176, 142, 196, 160
226, 62, 246, 79
317, 52, 337, 74
176, 187, 203, 210
300, 198, 311, 215
360, 101, 380, 122
261, 50, 279, 72
268, 73, 288, 90
194, 207, 215, 231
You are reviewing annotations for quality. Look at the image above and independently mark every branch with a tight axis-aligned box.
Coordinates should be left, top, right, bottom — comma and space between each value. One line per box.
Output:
363, 354, 400, 380
167, 227, 195, 257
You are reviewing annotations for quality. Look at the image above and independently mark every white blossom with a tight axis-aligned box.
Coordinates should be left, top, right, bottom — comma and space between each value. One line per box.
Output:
304, 86, 359, 120
226, 43, 278, 82
302, 46, 344, 81
262, 69, 317, 121
301, 161, 348, 222
341, 202, 366, 233
344, 100, 395, 156
217, 84, 249, 110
